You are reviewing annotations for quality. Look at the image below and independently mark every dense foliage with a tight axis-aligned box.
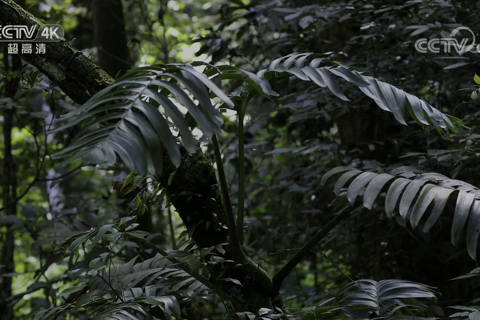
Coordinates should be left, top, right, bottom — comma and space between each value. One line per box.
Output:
2, 0, 480, 319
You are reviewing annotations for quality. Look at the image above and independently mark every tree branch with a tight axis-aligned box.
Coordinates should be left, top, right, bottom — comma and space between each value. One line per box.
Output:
0, 119, 48, 213
271, 206, 351, 294
1, 276, 62, 308
36, 165, 82, 181
0, 0, 113, 104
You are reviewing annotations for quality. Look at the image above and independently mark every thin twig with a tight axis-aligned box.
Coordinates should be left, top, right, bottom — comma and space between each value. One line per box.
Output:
36, 165, 82, 181
98, 273, 125, 303
0, 121, 48, 212
1, 275, 61, 307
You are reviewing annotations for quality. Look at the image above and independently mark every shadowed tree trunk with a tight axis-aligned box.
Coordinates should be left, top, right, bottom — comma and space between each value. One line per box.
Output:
0, 1, 24, 318
0, 48, 21, 320
91, 0, 157, 238
91, 0, 131, 78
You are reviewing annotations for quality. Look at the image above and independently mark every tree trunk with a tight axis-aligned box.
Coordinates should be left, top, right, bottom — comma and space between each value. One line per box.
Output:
0, 2, 24, 317
91, 0, 131, 78
0, 45, 21, 320
90, 0, 157, 246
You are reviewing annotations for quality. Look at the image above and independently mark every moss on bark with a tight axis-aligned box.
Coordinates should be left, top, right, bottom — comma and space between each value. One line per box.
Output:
159, 149, 229, 248
158, 147, 277, 312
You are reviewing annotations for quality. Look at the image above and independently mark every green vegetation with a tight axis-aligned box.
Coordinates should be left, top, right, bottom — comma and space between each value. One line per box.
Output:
2, 0, 480, 319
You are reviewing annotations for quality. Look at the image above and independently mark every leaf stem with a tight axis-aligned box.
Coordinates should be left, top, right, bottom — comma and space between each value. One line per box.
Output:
167, 200, 176, 249
212, 134, 274, 291
272, 206, 351, 293
212, 135, 244, 262
237, 97, 250, 244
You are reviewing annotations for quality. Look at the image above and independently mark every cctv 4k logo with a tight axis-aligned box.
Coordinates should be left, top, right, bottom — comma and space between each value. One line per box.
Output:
0, 24, 64, 42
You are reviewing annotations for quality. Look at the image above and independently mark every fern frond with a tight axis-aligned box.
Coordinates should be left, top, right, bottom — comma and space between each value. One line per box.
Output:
338, 279, 436, 319
51, 64, 234, 176
322, 166, 480, 260
302, 279, 436, 319
225, 52, 466, 137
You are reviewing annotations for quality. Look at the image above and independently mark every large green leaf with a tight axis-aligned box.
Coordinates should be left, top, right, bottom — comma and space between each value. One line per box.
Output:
51, 64, 233, 176
323, 166, 480, 260
247, 53, 467, 136
316, 279, 437, 319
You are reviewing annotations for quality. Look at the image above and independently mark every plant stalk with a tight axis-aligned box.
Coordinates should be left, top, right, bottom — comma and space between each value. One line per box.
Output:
212, 135, 244, 262
212, 135, 274, 291
272, 206, 351, 293
237, 98, 249, 244
167, 201, 176, 249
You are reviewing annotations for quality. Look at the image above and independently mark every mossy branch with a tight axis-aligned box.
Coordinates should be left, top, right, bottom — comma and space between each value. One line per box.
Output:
0, 0, 113, 104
